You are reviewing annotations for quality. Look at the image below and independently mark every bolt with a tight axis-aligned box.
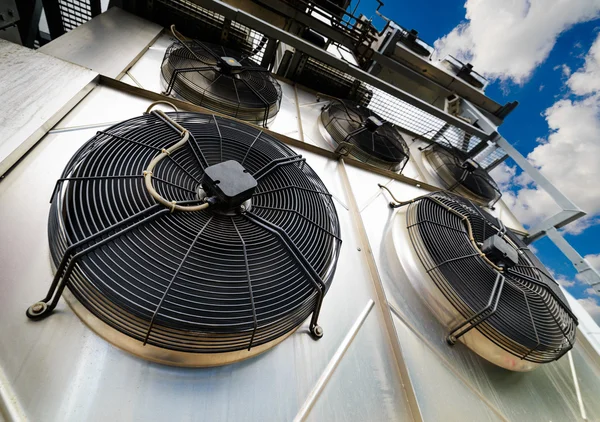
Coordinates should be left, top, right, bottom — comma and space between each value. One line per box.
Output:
357, 247, 361, 251
32, 303, 44, 313
239, 204, 246, 212
313, 325, 323, 338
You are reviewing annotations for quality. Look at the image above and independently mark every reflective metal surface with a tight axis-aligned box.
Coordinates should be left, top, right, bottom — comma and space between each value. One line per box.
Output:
0, 40, 97, 177
0, 86, 412, 421
2, 12, 599, 420
40, 8, 163, 79
344, 161, 600, 421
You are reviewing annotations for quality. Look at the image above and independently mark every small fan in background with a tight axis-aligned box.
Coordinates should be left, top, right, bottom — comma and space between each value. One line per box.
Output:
319, 98, 410, 173
161, 26, 282, 127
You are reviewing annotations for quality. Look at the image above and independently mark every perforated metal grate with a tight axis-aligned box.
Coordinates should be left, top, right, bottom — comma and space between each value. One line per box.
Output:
58, 0, 94, 31
155, 0, 270, 63
365, 85, 507, 169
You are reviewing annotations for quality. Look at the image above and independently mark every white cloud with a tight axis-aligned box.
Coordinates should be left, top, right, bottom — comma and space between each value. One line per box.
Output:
585, 287, 599, 296
578, 297, 600, 325
434, 0, 600, 83
556, 274, 576, 287
558, 64, 572, 78
585, 253, 600, 269
489, 33, 600, 234
489, 162, 516, 189
568, 34, 600, 95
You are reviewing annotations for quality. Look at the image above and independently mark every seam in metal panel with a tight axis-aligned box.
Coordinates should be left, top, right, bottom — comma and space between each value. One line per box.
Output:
338, 159, 423, 422
0, 365, 28, 422
568, 352, 588, 420
388, 303, 509, 422
293, 300, 374, 422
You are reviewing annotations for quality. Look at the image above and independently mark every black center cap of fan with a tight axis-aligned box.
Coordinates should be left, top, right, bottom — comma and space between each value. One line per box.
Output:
482, 235, 518, 268
202, 160, 257, 212
462, 158, 480, 172
220, 56, 243, 74
365, 115, 384, 132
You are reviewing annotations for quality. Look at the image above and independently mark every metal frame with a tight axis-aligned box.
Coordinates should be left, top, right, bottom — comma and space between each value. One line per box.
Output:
464, 104, 600, 294
149, 0, 491, 141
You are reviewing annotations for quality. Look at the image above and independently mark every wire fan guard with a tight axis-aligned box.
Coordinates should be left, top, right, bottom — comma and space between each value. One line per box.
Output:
45, 112, 341, 366
397, 191, 577, 370
423, 143, 501, 207
161, 39, 282, 126
320, 99, 409, 172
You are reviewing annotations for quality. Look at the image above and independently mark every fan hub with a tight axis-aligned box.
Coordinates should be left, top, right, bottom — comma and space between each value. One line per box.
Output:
365, 115, 384, 132
219, 56, 243, 74
462, 158, 480, 172
202, 160, 257, 213
482, 235, 519, 268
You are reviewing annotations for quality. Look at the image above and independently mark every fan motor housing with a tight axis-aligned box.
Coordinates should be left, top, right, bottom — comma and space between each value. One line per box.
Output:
220, 56, 242, 74
365, 115, 383, 132
482, 235, 519, 268
202, 160, 257, 210
462, 158, 480, 172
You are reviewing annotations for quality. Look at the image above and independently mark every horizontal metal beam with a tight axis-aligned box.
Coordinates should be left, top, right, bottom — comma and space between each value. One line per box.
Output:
492, 135, 586, 241
188, 0, 490, 140
99, 75, 441, 192
526, 210, 586, 244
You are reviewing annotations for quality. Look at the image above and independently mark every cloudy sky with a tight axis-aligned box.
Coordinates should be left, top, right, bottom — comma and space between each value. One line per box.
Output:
359, 0, 600, 322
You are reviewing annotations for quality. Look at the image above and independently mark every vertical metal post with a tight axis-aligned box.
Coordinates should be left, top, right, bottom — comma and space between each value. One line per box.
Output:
16, 0, 43, 47
40, 0, 65, 39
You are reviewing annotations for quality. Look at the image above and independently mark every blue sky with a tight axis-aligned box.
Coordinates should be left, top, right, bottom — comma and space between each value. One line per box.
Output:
356, 0, 600, 320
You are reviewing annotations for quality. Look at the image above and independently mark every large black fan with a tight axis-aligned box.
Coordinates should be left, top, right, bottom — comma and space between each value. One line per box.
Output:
161, 29, 282, 127
403, 191, 577, 368
320, 99, 410, 172
28, 111, 341, 366
422, 143, 501, 207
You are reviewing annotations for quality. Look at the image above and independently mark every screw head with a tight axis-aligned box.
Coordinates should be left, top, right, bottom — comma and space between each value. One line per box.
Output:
357, 247, 361, 251
32, 303, 44, 313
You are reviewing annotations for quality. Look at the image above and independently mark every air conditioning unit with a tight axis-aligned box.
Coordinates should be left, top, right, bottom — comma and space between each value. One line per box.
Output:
440, 55, 489, 90
421, 143, 501, 208
161, 27, 282, 126
319, 98, 410, 172
386, 191, 578, 371
27, 109, 342, 366
372, 21, 434, 61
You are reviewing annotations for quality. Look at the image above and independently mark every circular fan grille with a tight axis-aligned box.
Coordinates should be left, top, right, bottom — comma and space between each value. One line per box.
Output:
423, 144, 501, 207
47, 112, 341, 359
320, 99, 409, 172
406, 191, 577, 364
161, 39, 282, 126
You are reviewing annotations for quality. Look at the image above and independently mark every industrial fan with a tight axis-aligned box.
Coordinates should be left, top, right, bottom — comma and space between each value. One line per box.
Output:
385, 190, 577, 371
421, 142, 501, 208
27, 107, 341, 366
161, 26, 282, 127
319, 98, 410, 172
